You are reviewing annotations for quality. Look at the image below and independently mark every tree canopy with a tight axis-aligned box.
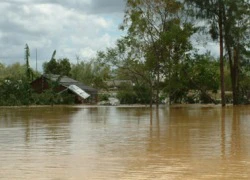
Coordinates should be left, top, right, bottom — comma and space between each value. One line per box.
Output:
43, 57, 71, 76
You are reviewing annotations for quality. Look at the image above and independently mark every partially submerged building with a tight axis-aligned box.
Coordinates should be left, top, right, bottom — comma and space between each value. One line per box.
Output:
31, 74, 98, 104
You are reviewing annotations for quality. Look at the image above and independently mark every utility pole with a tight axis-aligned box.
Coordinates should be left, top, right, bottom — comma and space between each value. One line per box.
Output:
36, 48, 37, 72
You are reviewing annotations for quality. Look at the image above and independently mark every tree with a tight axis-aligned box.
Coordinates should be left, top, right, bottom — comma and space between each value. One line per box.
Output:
58, 58, 71, 76
239, 50, 250, 103
121, 0, 194, 107
0, 63, 26, 81
222, 0, 250, 104
96, 37, 156, 106
50, 50, 56, 61
0, 65, 32, 106
71, 58, 111, 89
43, 59, 58, 74
185, 0, 250, 105
186, 53, 220, 103
25, 44, 33, 81
185, 0, 226, 106
43, 51, 71, 76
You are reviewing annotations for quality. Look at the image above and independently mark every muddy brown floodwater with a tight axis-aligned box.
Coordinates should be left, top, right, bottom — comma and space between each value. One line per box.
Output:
1, 105, 250, 179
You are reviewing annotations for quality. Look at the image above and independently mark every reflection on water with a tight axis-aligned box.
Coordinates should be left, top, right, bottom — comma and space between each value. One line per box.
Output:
1, 105, 250, 179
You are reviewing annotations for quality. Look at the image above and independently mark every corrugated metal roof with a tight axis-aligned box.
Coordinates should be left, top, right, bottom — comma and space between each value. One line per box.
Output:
68, 85, 90, 99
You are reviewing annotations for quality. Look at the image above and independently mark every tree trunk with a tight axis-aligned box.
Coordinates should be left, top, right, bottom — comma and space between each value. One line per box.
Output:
156, 66, 160, 108
219, 2, 226, 107
150, 83, 153, 108
233, 46, 240, 104
225, 42, 240, 105
222, 5, 239, 105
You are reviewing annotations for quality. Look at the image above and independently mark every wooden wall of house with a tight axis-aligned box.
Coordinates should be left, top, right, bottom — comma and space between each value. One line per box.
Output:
31, 77, 48, 93
31, 77, 66, 93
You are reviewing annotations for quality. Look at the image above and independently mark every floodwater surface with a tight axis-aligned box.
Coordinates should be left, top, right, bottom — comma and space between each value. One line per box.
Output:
1, 105, 250, 179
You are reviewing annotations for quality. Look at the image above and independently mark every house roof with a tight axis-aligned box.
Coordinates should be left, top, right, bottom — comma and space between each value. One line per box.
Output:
105, 80, 133, 87
43, 74, 97, 94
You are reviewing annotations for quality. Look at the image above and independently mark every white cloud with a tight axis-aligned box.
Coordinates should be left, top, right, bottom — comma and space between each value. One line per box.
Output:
0, 0, 125, 72
80, 47, 96, 59
94, 17, 113, 29
0, 0, 219, 72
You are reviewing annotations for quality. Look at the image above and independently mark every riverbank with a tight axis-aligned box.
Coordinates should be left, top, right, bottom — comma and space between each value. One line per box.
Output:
0, 103, 236, 109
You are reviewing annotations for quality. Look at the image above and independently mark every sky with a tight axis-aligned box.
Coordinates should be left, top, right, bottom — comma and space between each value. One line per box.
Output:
0, 0, 126, 71
0, 0, 219, 72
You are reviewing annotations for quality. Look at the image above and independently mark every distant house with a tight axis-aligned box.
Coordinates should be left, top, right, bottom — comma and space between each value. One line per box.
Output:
104, 80, 133, 91
31, 74, 98, 104
102, 80, 133, 97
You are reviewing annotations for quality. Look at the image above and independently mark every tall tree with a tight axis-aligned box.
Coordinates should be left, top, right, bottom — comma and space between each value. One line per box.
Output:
222, 0, 250, 104
185, 0, 226, 106
185, 0, 250, 105
25, 44, 32, 81
122, 0, 194, 107
96, 37, 156, 106
50, 50, 56, 61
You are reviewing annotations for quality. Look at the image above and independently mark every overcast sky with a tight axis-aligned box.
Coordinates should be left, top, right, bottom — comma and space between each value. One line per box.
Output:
0, 0, 218, 72
0, 0, 126, 71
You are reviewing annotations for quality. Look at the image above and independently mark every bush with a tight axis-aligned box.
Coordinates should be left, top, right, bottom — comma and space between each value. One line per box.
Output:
117, 91, 137, 104
0, 78, 31, 106
98, 93, 110, 101
134, 84, 151, 104
31, 91, 75, 105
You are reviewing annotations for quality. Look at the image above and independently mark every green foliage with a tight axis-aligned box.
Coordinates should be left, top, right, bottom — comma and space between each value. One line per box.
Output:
188, 54, 220, 92
43, 56, 71, 76
25, 44, 33, 81
98, 94, 110, 101
31, 91, 75, 105
59, 58, 71, 76
0, 78, 31, 106
117, 91, 137, 104
60, 93, 75, 104
0, 62, 42, 106
50, 50, 56, 61
133, 84, 151, 104
239, 75, 250, 104
71, 59, 111, 89
0, 68, 73, 106
117, 83, 137, 104
238, 51, 250, 103
43, 59, 57, 74
1, 0, 249, 106
0, 63, 26, 81
116, 82, 151, 104
121, 0, 195, 105
162, 53, 220, 104
31, 90, 58, 105
185, 0, 250, 105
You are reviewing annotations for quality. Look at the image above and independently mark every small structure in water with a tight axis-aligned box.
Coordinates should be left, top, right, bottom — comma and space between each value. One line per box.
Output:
31, 74, 98, 104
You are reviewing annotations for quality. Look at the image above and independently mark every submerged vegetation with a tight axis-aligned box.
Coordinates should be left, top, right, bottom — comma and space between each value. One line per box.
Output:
0, 0, 249, 106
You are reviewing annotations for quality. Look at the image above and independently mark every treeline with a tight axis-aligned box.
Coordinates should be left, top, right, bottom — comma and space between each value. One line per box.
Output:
0, 50, 248, 106
96, 0, 250, 106
0, 0, 249, 106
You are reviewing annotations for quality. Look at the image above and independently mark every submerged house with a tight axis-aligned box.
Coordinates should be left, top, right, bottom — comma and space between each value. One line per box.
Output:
31, 74, 98, 104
